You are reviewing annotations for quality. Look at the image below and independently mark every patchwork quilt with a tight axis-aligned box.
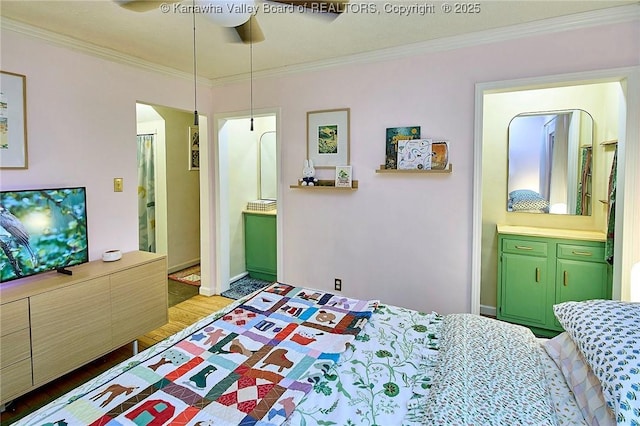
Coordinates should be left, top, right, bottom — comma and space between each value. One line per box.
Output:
23, 283, 377, 426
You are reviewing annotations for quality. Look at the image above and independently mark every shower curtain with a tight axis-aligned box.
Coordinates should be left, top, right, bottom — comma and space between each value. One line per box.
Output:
137, 134, 156, 252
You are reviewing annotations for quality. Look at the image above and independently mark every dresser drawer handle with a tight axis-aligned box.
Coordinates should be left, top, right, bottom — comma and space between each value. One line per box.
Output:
564, 271, 568, 286
515, 245, 533, 251
571, 250, 592, 256
536, 267, 540, 283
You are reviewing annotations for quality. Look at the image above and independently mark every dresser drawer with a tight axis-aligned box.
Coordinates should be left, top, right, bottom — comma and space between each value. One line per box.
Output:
0, 358, 33, 403
0, 299, 29, 337
502, 239, 548, 256
557, 244, 606, 262
0, 328, 31, 369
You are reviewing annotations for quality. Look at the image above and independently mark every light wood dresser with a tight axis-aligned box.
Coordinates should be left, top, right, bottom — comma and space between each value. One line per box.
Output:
0, 251, 167, 405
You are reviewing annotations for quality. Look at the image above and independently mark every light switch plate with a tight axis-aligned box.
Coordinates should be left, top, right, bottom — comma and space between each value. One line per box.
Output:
114, 178, 123, 192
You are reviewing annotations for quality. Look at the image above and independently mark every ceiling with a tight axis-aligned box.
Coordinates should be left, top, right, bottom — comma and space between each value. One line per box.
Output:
1, 0, 637, 82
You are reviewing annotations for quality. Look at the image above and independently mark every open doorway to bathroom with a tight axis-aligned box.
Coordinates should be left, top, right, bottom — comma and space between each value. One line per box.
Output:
136, 102, 204, 306
214, 110, 279, 299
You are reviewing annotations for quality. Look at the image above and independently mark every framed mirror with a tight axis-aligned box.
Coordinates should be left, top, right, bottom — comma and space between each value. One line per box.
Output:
259, 131, 277, 200
507, 109, 593, 215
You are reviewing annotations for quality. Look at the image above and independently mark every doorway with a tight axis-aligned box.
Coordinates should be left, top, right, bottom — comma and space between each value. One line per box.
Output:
135, 103, 203, 277
472, 67, 640, 314
213, 109, 280, 296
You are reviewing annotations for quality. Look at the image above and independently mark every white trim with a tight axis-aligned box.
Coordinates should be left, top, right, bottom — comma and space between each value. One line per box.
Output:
212, 4, 640, 86
480, 305, 497, 318
472, 66, 640, 315
2, 4, 638, 84
167, 259, 201, 274
230, 271, 249, 284
212, 108, 281, 296
0, 17, 210, 87
198, 115, 215, 297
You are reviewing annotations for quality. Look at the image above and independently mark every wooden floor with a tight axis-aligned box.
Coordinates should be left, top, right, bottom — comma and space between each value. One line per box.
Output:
0, 294, 234, 425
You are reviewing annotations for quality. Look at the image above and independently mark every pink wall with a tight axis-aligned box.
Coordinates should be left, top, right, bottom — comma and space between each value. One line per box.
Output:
0, 31, 211, 261
1, 20, 638, 314
211, 21, 639, 313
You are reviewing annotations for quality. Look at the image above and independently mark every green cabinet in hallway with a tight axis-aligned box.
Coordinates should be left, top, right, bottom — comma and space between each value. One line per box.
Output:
497, 226, 611, 337
243, 211, 277, 282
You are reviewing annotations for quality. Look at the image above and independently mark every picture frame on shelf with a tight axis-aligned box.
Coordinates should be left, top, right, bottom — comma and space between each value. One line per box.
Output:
398, 138, 433, 170
189, 125, 199, 170
431, 140, 449, 170
307, 108, 349, 168
335, 165, 352, 188
0, 71, 28, 169
385, 126, 420, 169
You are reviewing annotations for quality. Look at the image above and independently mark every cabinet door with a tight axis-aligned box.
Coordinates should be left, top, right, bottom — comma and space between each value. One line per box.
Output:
111, 258, 168, 348
244, 214, 277, 281
556, 259, 609, 303
499, 253, 548, 326
31, 277, 112, 385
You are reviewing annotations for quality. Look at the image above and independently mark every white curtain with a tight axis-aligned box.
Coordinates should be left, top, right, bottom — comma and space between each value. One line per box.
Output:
137, 134, 156, 252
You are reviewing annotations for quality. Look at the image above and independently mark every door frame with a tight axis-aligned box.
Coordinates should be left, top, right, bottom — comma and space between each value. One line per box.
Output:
471, 66, 640, 313
204, 108, 282, 296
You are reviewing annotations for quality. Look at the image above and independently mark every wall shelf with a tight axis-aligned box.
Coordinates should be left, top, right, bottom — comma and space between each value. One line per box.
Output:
375, 164, 453, 174
289, 179, 359, 190
600, 139, 618, 146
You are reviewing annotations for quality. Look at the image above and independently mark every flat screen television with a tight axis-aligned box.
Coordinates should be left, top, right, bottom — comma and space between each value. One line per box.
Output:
0, 187, 89, 283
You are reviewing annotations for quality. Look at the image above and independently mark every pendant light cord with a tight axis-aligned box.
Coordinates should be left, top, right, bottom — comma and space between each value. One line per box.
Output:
192, 0, 199, 126
250, 17, 254, 131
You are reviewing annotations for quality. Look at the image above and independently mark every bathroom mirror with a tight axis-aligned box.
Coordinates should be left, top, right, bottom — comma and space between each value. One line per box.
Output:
507, 109, 593, 215
259, 131, 277, 200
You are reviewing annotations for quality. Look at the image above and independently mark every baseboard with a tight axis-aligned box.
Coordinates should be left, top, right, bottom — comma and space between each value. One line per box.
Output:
168, 258, 200, 274
230, 272, 249, 284
480, 304, 497, 317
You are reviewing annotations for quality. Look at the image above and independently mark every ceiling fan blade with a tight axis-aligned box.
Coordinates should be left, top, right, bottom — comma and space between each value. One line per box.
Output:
115, 1, 172, 12
234, 16, 265, 44
269, 0, 349, 14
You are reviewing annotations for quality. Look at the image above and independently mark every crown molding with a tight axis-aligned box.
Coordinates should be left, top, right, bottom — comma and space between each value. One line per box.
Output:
0, 17, 211, 87
3, 3, 638, 87
211, 3, 640, 85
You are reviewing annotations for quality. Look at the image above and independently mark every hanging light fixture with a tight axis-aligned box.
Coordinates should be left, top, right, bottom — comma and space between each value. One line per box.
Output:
202, 0, 253, 28
192, 0, 199, 126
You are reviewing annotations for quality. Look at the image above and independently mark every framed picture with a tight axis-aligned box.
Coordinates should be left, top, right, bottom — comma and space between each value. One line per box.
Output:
0, 71, 28, 169
307, 108, 349, 168
335, 165, 352, 188
189, 125, 199, 170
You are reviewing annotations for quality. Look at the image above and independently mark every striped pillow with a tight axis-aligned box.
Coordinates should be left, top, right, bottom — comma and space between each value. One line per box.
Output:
543, 332, 614, 425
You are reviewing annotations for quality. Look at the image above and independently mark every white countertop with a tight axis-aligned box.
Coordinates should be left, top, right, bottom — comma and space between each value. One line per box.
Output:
496, 225, 607, 242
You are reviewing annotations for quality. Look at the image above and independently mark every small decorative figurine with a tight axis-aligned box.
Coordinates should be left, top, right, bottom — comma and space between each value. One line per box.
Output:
300, 159, 318, 186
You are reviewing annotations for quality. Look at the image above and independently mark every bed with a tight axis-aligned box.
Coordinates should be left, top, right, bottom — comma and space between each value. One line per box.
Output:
14, 283, 639, 426
508, 189, 551, 213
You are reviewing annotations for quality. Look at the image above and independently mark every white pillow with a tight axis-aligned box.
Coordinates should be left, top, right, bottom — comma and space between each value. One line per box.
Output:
543, 332, 615, 425
553, 300, 640, 425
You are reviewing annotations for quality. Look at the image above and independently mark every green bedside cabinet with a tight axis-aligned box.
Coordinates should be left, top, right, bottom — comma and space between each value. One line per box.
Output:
497, 225, 612, 337
243, 210, 277, 282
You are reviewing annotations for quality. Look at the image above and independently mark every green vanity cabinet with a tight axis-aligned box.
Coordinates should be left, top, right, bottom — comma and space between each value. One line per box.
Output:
243, 211, 277, 282
497, 227, 611, 337
500, 249, 549, 328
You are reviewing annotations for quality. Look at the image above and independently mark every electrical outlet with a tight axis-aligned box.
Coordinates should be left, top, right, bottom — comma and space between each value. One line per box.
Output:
334, 278, 342, 291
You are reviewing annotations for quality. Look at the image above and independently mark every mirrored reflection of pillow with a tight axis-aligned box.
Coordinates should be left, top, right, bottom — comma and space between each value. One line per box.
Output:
543, 332, 614, 425
553, 300, 640, 425
508, 189, 550, 212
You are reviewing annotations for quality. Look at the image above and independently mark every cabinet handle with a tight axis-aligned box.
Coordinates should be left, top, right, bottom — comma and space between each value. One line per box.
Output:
536, 267, 540, 282
564, 271, 568, 286
515, 245, 533, 251
571, 250, 592, 256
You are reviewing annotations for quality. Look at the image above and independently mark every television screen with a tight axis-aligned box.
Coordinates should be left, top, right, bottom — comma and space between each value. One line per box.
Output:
0, 187, 89, 283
